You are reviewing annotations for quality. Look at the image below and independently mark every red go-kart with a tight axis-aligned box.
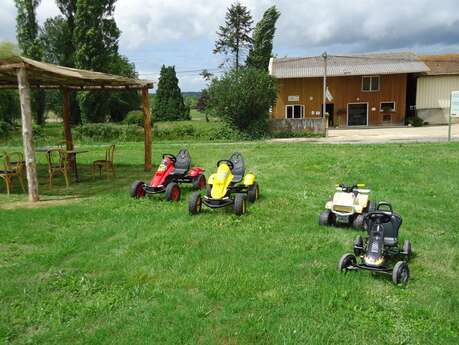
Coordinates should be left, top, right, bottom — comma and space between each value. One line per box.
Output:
130, 148, 206, 201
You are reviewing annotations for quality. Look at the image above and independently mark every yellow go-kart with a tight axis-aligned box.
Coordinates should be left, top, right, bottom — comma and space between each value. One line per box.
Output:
188, 152, 259, 216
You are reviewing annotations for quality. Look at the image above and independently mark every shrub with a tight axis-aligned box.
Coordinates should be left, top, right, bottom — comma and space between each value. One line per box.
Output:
0, 121, 13, 139
32, 124, 44, 138
207, 67, 277, 139
124, 111, 145, 127
408, 116, 424, 127
74, 123, 143, 142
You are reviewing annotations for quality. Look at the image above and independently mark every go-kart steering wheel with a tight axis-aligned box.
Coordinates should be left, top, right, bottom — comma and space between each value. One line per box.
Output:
162, 153, 176, 163
217, 159, 234, 170
366, 211, 392, 224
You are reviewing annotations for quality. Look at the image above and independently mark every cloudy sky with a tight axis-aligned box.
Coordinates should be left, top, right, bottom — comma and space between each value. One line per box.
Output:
1, 0, 459, 91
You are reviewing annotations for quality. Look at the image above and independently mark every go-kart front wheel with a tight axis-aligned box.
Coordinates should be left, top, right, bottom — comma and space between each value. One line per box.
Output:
188, 192, 202, 215
392, 261, 410, 285
165, 182, 181, 201
319, 210, 332, 226
130, 180, 146, 198
403, 240, 412, 260
338, 253, 356, 272
192, 174, 206, 190
353, 236, 364, 256
247, 182, 260, 203
233, 193, 247, 216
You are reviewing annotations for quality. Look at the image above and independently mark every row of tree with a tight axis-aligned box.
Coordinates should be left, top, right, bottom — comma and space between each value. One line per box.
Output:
11, 0, 139, 125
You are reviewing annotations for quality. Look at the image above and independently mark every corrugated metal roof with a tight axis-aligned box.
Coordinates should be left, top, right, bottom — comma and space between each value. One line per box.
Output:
270, 52, 430, 79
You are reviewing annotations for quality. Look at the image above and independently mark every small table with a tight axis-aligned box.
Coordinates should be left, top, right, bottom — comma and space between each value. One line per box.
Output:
36, 147, 88, 183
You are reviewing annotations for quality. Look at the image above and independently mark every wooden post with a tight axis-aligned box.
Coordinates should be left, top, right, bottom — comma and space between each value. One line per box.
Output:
17, 67, 39, 202
63, 89, 74, 151
142, 87, 152, 171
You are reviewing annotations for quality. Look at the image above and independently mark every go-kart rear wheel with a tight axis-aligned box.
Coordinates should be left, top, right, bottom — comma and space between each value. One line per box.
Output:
403, 240, 412, 260
192, 174, 206, 190
319, 210, 331, 226
338, 253, 356, 272
352, 214, 365, 230
130, 180, 146, 198
353, 235, 364, 256
165, 182, 181, 201
233, 193, 247, 216
247, 182, 259, 203
392, 261, 410, 285
367, 200, 377, 212
188, 192, 202, 215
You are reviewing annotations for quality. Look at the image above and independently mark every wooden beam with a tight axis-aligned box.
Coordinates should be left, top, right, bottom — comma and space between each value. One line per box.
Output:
16, 67, 39, 202
142, 87, 152, 171
0, 62, 25, 70
63, 89, 74, 151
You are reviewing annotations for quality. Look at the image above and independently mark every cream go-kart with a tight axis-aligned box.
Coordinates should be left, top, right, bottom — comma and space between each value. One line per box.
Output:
319, 183, 376, 229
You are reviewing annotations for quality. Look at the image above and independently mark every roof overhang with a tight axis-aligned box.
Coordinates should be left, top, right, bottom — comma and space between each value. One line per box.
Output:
0, 56, 153, 90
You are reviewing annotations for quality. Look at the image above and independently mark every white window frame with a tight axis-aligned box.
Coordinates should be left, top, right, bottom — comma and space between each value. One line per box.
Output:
347, 102, 369, 127
380, 101, 396, 112
361, 76, 380, 92
285, 104, 304, 119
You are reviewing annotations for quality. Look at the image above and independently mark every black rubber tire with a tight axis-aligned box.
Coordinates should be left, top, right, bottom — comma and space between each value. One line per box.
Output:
192, 174, 206, 190
403, 240, 412, 260
130, 180, 145, 198
206, 184, 212, 197
392, 261, 410, 285
233, 193, 246, 216
188, 192, 202, 215
338, 253, 356, 272
165, 182, 181, 201
247, 182, 259, 203
353, 235, 364, 256
319, 210, 331, 226
367, 200, 377, 212
352, 214, 365, 230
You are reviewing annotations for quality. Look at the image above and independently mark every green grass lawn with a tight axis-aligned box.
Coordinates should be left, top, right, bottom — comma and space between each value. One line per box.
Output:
0, 141, 458, 344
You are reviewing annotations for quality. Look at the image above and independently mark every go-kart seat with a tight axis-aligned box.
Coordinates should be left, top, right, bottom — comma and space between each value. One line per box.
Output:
367, 213, 403, 246
229, 152, 245, 183
172, 148, 191, 175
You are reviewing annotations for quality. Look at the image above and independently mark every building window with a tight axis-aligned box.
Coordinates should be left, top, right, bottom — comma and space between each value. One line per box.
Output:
286, 105, 304, 119
362, 76, 380, 91
380, 101, 396, 112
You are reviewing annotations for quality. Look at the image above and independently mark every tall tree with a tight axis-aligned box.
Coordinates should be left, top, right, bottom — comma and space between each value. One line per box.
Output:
74, 0, 120, 122
14, 0, 46, 125
246, 6, 280, 70
154, 65, 188, 121
213, 2, 253, 71
0, 42, 20, 129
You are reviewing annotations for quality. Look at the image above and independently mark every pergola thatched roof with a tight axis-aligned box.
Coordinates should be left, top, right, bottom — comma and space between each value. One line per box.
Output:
0, 56, 153, 90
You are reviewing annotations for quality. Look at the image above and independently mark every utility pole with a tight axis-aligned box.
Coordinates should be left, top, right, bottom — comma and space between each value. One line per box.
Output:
322, 51, 328, 136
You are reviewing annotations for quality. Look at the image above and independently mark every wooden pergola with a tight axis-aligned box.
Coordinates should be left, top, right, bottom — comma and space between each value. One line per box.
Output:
0, 56, 154, 202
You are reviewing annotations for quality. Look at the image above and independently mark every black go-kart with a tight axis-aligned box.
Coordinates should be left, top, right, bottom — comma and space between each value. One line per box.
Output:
338, 202, 412, 285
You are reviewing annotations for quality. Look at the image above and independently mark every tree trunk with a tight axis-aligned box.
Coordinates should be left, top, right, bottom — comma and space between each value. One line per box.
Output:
142, 88, 152, 171
17, 67, 39, 202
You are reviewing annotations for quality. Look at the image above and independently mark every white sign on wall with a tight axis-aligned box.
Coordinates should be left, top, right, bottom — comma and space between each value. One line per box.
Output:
288, 95, 300, 102
451, 91, 459, 117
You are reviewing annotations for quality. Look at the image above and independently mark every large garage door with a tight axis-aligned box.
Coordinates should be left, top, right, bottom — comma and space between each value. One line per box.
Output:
348, 103, 368, 126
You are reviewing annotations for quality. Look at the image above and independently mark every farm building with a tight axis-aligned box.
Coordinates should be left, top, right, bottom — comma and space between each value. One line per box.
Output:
416, 54, 459, 124
269, 52, 429, 129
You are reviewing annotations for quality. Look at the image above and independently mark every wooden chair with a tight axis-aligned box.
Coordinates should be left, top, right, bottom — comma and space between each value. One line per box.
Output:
92, 144, 116, 179
46, 148, 70, 189
0, 152, 26, 195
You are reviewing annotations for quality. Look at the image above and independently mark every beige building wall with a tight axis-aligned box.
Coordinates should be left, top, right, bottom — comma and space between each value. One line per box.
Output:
417, 75, 459, 124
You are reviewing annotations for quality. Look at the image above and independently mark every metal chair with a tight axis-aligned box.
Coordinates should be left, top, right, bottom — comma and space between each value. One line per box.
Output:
0, 152, 26, 195
92, 144, 115, 179
46, 148, 70, 189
